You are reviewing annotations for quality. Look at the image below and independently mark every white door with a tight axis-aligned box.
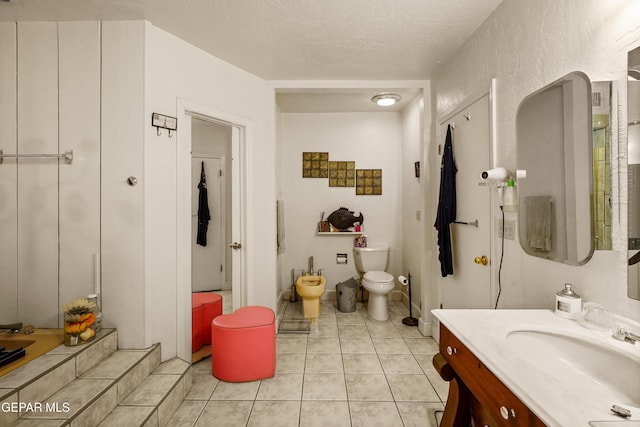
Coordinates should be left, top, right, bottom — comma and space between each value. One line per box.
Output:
191, 156, 224, 291
438, 94, 492, 309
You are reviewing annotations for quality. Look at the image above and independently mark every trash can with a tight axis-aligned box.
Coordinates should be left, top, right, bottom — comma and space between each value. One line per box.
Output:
336, 278, 358, 313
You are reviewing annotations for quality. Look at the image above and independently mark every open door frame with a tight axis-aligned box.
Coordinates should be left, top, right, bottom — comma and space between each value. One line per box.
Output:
176, 99, 249, 362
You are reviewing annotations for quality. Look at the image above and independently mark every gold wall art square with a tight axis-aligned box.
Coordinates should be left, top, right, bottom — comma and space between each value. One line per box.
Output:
356, 169, 382, 195
329, 161, 355, 187
302, 152, 329, 178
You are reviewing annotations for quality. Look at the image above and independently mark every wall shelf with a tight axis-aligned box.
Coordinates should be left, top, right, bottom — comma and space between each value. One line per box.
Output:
317, 231, 362, 236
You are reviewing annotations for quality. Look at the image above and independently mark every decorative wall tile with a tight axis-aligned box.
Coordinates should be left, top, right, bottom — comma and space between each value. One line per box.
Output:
302, 152, 329, 178
356, 169, 382, 195
328, 161, 355, 187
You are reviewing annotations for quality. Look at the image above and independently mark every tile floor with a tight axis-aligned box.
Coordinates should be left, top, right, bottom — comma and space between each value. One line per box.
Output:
168, 299, 446, 426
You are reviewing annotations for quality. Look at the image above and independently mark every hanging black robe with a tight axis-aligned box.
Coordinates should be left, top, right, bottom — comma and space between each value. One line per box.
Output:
434, 125, 457, 277
197, 161, 211, 246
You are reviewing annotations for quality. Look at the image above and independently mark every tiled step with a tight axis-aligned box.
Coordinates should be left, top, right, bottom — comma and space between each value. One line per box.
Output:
98, 358, 191, 427
16, 344, 161, 426
0, 329, 118, 426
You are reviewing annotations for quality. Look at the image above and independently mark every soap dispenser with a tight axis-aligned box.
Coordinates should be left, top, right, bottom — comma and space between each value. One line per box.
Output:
555, 283, 582, 319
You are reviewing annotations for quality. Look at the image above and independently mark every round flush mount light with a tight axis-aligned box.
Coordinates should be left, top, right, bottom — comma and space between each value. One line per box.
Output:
371, 93, 401, 107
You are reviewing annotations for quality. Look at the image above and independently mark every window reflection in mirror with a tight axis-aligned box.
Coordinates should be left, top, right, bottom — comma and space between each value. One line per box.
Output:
516, 72, 594, 265
592, 81, 612, 250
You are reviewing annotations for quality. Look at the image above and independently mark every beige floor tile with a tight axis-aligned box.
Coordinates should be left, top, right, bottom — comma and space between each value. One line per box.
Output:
185, 373, 218, 400
247, 400, 300, 427
302, 373, 347, 401
341, 354, 383, 374
194, 400, 252, 427
396, 402, 444, 427
191, 358, 212, 374
336, 312, 366, 325
256, 373, 303, 400
386, 374, 440, 402
349, 401, 404, 427
339, 337, 375, 354
307, 323, 338, 337
394, 324, 425, 338
305, 353, 343, 373
413, 353, 439, 375
276, 353, 306, 374
210, 380, 260, 400
404, 338, 439, 354
306, 336, 341, 353
276, 336, 308, 354
427, 373, 450, 403
338, 324, 371, 338
366, 324, 402, 338
378, 353, 423, 374
300, 401, 350, 427
345, 374, 393, 401
166, 400, 206, 426
372, 338, 411, 354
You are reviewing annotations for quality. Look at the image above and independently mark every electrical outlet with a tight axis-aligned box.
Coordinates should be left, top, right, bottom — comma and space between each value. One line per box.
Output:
497, 218, 516, 240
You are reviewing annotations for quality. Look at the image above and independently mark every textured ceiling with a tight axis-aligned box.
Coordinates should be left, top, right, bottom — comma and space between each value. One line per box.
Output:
0, 0, 503, 81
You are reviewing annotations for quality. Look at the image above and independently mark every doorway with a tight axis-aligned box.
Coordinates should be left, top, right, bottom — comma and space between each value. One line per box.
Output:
191, 119, 230, 292
176, 100, 249, 362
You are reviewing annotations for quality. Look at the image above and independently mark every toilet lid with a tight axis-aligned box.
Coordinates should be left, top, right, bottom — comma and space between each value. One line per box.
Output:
363, 271, 393, 283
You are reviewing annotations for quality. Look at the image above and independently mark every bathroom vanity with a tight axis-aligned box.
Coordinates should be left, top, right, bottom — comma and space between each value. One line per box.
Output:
432, 309, 640, 426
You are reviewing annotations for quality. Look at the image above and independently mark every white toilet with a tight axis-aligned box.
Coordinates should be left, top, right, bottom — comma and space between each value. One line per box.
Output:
353, 247, 395, 321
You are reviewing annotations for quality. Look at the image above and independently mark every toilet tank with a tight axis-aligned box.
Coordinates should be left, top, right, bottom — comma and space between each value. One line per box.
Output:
353, 247, 389, 273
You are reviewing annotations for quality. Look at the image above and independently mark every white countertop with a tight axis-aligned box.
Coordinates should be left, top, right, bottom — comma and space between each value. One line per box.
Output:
432, 309, 640, 427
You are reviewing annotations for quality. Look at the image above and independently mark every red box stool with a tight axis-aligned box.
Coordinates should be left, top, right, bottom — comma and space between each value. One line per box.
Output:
211, 306, 276, 382
192, 293, 223, 353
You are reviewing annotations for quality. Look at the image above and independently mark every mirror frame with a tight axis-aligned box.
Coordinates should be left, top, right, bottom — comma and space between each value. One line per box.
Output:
628, 45, 640, 300
516, 71, 595, 265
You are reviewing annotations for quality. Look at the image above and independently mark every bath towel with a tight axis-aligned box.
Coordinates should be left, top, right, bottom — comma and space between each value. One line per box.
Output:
434, 124, 457, 277
526, 195, 553, 251
197, 161, 211, 246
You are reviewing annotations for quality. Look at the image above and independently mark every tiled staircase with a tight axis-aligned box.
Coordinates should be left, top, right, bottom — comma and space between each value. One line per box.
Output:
0, 330, 192, 426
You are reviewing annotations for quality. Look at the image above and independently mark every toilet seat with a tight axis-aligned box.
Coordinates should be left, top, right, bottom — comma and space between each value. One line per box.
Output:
363, 271, 393, 284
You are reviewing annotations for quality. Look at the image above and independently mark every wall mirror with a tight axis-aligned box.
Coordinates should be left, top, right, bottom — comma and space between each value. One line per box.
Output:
628, 46, 640, 300
516, 71, 594, 265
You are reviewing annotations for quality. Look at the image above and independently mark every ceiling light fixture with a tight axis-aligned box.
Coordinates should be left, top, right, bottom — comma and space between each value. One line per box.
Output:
371, 93, 401, 107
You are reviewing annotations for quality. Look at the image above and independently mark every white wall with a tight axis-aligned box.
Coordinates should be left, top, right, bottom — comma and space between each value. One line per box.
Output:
432, 0, 640, 320
279, 113, 403, 295
145, 23, 277, 359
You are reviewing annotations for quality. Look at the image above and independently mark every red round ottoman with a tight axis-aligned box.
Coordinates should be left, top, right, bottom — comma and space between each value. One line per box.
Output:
192, 293, 223, 353
211, 306, 276, 382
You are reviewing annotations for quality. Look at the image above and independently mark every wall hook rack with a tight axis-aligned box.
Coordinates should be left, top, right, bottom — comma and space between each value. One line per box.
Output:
152, 113, 177, 138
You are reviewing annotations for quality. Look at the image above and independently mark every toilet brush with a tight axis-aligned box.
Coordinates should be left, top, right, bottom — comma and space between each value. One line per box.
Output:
399, 273, 418, 327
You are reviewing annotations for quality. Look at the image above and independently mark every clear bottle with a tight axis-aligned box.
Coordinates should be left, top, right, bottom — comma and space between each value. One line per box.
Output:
87, 293, 102, 333
503, 179, 517, 212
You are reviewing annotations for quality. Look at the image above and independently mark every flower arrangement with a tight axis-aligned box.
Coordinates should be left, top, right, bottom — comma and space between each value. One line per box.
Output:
62, 298, 97, 345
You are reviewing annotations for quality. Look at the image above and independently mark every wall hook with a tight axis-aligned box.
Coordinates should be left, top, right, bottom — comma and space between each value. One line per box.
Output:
152, 113, 177, 138
464, 113, 471, 121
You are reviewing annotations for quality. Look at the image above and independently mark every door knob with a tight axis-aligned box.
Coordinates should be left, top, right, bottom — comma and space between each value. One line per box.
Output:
474, 255, 489, 265
229, 242, 242, 250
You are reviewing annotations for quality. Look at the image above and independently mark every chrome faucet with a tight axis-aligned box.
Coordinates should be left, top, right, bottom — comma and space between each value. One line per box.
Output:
308, 256, 314, 276
613, 322, 640, 344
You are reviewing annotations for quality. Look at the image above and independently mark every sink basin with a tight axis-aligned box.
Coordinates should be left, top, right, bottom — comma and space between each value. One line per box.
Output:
506, 327, 640, 408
